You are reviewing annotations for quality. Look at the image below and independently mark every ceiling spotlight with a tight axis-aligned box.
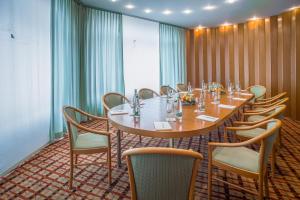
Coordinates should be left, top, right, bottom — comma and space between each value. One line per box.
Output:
203, 5, 217, 10
125, 4, 135, 9
183, 9, 193, 14
163, 9, 172, 15
225, 0, 238, 4
222, 22, 231, 26
289, 6, 299, 11
196, 25, 205, 29
250, 16, 259, 21
144, 9, 152, 13
111, 0, 117, 2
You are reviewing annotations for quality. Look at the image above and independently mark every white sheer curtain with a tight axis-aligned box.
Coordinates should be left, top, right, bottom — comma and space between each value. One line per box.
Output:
0, 0, 51, 174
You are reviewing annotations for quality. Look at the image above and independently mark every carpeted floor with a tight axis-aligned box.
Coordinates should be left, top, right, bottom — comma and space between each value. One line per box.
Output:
0, 117, 300, 200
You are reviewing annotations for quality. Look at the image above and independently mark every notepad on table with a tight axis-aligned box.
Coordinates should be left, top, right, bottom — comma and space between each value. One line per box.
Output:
196, 115, 219, 122
110, 110, 128, 115
232, 97, 247, 101
218, 104, 236, 109
154, 122, 172, 131
239, 93, 252, 96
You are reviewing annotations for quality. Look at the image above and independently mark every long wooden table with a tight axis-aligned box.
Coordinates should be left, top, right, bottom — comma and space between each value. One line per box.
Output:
108, 90, 253, 167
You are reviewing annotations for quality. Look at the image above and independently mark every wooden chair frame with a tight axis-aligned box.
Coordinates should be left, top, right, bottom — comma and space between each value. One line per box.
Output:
63, 106, 112, 189
123, 147, 203, 200
245, 97, 289, 112
256, 92, 287, 103
160, 85, 176, 96
208, 119, 282, 200
246, 85, 267, 102
138, 88, 160, 99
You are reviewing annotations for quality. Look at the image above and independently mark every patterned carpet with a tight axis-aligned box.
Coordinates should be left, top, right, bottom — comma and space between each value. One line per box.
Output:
0, 117, 300, 200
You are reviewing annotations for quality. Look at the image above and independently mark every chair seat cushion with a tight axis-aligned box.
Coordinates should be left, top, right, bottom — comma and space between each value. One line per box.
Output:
236, 127, 266, 138
247, 115, 266, 122
74, 132, 108, 149
212, 147, 259, 173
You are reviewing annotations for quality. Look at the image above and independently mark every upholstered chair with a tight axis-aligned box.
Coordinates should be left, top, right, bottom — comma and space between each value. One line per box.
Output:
246, 85, 267, 102
102, 92, 130, 116
176, 83, 187, 92
255, 92, 287, 103
230, 104, 286, 176
244, 97, 289, 113
138, 88, 160, 100
208, 119, 282, 200
102, 92, 142, 142
123, 147, 203, 200
160, 85, 176, 96
63, 106, 111, 189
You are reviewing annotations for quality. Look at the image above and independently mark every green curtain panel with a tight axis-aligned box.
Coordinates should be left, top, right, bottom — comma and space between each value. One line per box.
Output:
50, 0, 81, 141
50, 0, 124, 141
81, 7, 124, 115
159, 23, 187, 89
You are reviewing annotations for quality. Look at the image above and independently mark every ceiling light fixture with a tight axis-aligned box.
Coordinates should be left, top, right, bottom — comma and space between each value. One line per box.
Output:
111, 0, 117, 2
222, 22, 231, 26
196, 25, 205, 29
289, 6, 299, 11
162, 9, 172, 15
144, 9, 152, 13
250, 16, 259, 21
225, 0, 238, 4
183, 9, 193, 14
203, 5, 217, 10
125, 4, 135, 9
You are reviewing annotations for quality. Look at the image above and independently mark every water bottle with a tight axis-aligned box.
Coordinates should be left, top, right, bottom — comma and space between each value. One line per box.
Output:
132, 89, 140, 118
176, 96, 183, 121
188, 82, 192, 94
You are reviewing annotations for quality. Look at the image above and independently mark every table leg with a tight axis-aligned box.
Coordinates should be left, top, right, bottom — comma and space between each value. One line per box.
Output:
117, 130, 122, 168
169, 138, 175, 147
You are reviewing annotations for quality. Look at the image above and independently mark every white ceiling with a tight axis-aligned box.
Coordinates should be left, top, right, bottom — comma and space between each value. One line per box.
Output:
80, 0, 300, 28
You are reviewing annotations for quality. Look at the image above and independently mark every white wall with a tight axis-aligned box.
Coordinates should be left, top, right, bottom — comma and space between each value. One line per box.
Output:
122, 16, 160, 98
0, 0, 51, 174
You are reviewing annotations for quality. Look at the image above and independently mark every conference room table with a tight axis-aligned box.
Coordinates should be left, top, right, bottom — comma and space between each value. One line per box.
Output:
108, 90, 254, 167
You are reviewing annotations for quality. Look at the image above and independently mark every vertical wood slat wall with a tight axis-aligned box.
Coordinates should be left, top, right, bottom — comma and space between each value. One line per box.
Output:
186, 8, 300, 120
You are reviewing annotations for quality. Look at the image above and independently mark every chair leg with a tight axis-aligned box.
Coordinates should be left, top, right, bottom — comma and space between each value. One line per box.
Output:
264, 170, 270, 198
208, 159, 212, 199
258, 175, 264, 200
74, 154, 78, 165
139, 135, 142, 143
107, 149, 112, 185
69, 153, 74, 190
271, 147, 276, 177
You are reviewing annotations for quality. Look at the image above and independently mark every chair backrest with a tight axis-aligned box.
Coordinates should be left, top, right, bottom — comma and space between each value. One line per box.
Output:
160, 85, 176, 96
176, 83, 187, 92
263, 97, 289, 108
249, 85, 266, 101
123, 147, 203, 200
264, 104, 286, 119
63, 106, 81, 147
102, 92, 129, 115
138, 88, 159, 100
258, 120, 281, 170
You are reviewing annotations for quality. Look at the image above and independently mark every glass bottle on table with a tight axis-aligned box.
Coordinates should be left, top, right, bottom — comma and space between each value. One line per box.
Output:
198, 91, 206, 112
235, 82, 241, 93
176, 96, 183, 121
188, 82, 192, 94
132, 89, 140, 118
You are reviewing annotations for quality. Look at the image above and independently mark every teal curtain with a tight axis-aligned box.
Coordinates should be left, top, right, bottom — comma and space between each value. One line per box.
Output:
81, 7, 124, 115
159, 23, 186, 89
50, 0, 124, 141
50, 0, 81, 141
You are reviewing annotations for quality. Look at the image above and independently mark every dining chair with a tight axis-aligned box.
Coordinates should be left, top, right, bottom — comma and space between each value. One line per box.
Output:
246, 85, 267, 102
102, 92, 130, 116
255, 92, 287, 103
102, 92, 142, 142
244, 97, 289, 113
160, 85, 176, 96
176, 83, 187, 92
208, 119, 282, 200
231, 104, 286, 176
123, 147, 203, 200
63, 106, 111, 189
138, 88, 160, 100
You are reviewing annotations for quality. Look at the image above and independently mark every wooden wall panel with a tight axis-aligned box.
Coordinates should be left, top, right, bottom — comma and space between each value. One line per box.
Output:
186, 8, 300, 120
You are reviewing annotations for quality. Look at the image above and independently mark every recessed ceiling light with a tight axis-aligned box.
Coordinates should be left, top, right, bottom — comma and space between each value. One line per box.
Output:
111, 0, 117, 2
183, 9, 193, 14
144, 9, 152, 13
250, 16, 259, 21
196, 25, 205, 30
162, 9, 172, 15
222, 22, 231, 26
203, 5, 217, 10
289, 6, 299, 11
125, 4, 135, 9
225, 0, 238, 4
